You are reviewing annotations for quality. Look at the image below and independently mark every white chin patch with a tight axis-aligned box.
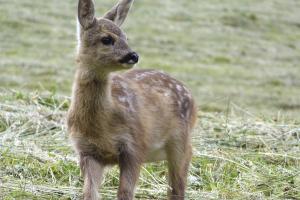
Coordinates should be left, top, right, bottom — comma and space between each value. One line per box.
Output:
121, 63, 135, 68
127, 59, 136, 64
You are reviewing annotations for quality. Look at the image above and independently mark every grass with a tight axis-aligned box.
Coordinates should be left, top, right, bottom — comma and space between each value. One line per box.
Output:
0, 0, 299, 199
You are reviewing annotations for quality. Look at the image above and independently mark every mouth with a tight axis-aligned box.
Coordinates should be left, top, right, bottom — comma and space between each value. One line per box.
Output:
127, 59, 137, 64
121, 63, 135, 68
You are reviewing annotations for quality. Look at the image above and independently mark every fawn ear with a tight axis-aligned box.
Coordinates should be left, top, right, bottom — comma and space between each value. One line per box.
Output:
103, 0, 134, 26
78, 0, 96, 29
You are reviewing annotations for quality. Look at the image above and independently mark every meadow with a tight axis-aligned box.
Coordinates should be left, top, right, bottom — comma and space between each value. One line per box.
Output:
0, 0, 299, 199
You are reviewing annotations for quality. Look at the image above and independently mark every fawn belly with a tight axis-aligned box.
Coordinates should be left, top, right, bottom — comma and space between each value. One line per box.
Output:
145, 147, 167, 162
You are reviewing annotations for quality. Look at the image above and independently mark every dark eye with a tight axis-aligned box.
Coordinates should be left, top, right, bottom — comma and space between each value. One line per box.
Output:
101, 36, 114, 45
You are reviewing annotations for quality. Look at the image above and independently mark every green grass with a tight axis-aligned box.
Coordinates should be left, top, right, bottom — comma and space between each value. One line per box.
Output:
0, 0, 300, 199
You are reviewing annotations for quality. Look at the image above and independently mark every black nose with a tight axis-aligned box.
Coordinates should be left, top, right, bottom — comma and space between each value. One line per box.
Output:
120, 52, 139, 64
129, 52, 139, 64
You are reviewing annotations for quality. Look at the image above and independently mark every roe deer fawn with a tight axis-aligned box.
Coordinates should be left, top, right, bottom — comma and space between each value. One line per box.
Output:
67, 0, 197, 199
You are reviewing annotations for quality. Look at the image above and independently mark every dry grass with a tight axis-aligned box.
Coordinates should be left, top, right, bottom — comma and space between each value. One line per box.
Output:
0, 91, 299, 199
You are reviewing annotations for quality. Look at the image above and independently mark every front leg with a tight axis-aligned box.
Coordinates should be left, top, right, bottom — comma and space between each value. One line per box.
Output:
80, 155, 105, 200
118, 148, 142, 200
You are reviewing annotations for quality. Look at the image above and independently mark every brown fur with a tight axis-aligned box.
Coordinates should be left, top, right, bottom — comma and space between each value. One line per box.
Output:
68, 1, 197, 200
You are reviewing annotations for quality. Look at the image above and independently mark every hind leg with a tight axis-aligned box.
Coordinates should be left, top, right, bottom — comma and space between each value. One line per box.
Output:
166, 140, 192, 200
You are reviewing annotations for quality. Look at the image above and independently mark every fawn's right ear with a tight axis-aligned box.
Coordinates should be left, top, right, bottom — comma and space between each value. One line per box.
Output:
78, 0, 96, 30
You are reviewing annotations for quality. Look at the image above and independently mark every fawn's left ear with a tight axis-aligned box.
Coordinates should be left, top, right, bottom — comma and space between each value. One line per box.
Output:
103, 0, 134, 26
78, 0, 96, 30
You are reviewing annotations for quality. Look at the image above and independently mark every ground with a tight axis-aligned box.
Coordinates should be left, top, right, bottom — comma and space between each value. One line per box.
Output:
0, 0, 299, 199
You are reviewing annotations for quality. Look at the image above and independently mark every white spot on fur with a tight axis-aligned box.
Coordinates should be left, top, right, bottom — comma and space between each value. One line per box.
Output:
177, 100, 182, 106
184, 101, 189, 109
182, 85, 188, 92
119, 80, 128, 89
176, 84, 182, 91
118, 80, 136, 113
134, 73, 147, 80
118, 96, 127, 103
184, 92, 191, 99
134, 71, 160, 81
159, 74, 166, 79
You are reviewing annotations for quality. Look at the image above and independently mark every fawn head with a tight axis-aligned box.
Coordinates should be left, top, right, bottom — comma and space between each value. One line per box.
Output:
77, 0, 138, 72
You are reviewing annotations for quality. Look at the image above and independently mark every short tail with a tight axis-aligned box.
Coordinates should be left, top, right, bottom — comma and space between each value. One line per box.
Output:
189, 98, 198, 130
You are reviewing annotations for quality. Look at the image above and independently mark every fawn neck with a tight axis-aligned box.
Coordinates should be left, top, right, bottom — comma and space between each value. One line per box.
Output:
71, 64, 113, 132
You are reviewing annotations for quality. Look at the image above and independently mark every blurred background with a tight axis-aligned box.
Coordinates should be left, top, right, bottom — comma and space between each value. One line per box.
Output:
1, 0, 299, 119
0, 0, 299, 199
